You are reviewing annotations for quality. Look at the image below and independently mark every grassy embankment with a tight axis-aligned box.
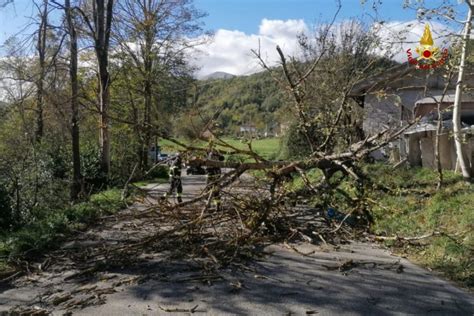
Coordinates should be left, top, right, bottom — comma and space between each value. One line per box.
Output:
0, 176, 172, 278
0, 189, 134, 276
365, 164, 473, 288
290, 163, 473, 288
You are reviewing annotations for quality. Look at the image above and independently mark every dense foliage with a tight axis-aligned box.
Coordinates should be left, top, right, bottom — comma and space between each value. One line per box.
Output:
175, 70, 287, 138
0, 0, 203, 233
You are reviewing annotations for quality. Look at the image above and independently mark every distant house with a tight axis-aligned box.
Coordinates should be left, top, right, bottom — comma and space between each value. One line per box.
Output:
201, 128, 214, 140
279, 123, 290, 136
349, 63, 474, 171
149, 145, 160, 163
239, 125, 257, 136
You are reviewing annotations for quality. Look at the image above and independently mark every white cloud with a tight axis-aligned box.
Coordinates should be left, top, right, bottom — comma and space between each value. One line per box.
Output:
191, 19, 307, 78
371, 20, 456, 62
259, 18, 308, 40
191, 18, 459, 79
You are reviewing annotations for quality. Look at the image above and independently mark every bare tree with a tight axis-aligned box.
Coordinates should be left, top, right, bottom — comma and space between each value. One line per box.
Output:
452, 0, 473, 180
402, 0, 473, 180
114, 0, 205, 172
65, 0, 82, 200
77, 0, 114, 180
34, 0, 49, 143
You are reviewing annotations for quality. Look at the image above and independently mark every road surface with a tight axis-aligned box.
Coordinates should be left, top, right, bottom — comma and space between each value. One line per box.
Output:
0, 174, 473, 315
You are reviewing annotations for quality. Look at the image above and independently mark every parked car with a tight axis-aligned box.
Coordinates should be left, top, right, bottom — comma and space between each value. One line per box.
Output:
157, 153, 169, 162
185, 165, 206, 175
186, 164, 206, 175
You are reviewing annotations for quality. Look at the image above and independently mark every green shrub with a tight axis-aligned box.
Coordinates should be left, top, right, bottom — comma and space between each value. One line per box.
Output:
280, 124, 317, 159
7, 212, 70, 255
2, 188, 131, 258
225, 154, 246, 163
81, 145, 107, 192
144, 165, 169, 180
0, 182, 13, 230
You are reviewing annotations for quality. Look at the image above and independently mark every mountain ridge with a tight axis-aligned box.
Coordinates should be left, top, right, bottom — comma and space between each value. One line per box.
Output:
201, 71, 236, 80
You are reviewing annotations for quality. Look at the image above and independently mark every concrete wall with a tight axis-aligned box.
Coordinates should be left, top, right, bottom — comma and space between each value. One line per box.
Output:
360, 69, 474, 169
363, 89, 427, 136
405, 130, 474, 171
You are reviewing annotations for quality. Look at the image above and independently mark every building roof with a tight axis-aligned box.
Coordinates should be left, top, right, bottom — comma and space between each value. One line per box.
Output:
414, 92, 474, 122
349, 62, 416, 97
404, 122, 439, 135
404, 121, 474, 135
415, 93, 474, 105
349, 62, 472, 98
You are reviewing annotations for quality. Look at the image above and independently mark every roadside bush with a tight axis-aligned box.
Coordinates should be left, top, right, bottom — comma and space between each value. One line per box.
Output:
0, 182, 13, 230
225, 153, 247, 163
144, 165, 169, 180
280, 123, 326, 159
81, 145, 107, 192
0, 142, 70, 229
8, 212, 71, 255
4, 188, 131, 258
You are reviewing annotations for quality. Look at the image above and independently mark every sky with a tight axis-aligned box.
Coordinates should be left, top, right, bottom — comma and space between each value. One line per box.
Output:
194, 0, 422, 34
190, 0, 465, 77
0, 0, 468, 77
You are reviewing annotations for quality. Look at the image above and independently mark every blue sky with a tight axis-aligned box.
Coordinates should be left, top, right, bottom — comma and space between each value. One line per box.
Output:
189, 0, 465, 77
0, 0, 464, 43
194, 0, 466, 34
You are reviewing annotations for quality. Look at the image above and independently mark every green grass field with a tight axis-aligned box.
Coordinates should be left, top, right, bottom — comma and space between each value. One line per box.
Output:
159, 137, 281, 160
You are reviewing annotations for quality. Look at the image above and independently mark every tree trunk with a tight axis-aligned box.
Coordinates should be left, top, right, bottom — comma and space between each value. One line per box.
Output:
35, 0, 48, 143
93, 0, 114, 180
66, 0, 82, 201
435, 73, 454, 189
140, 1, 155, 172
452, 1, 473, 180
98, 53, 110, 178
142, 80, 151, 170
435, 102, 444, 189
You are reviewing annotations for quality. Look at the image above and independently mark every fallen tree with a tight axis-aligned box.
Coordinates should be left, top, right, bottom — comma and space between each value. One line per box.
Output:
105, 17, 424, 269
3, 4, 422, 280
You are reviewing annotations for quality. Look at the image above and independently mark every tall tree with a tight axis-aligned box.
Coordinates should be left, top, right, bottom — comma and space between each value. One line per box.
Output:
452, 0, 473, 180
34, 0, 49, 143
115, 0, 205, 171
78, 0, 114, 180
65, 0, 82, 200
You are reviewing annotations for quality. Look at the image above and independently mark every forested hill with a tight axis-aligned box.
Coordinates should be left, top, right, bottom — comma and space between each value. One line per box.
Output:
193, 70, 287, 135
189, 56, 399, 137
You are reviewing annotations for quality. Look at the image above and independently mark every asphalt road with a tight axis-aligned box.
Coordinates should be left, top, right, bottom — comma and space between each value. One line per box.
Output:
0, 174, 473, 315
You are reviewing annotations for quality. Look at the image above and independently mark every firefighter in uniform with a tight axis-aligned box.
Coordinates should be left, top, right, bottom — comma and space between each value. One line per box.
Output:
162, 153, 183, 203
206, 150, 224, 210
